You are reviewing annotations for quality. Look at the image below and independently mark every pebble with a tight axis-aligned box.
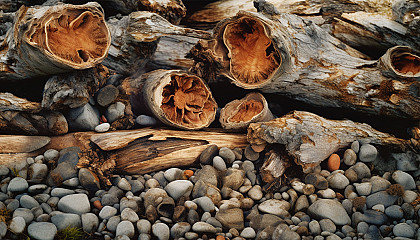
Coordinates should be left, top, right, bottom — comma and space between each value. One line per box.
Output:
213, 156, 227, 171
164, 168, 184, 182
51, 213, 81, 230
215, 208, 244, 230
366, 191, 398, 208
7, 177, 28, 192
327, 172, 349, 189
95, 122, 110, 132
116, 220, 135, 238
82, 213, 99, 233
308, 199, 351, 225
63, 177, 79, 187
393, 223, 415, 238
171, 222, 191, 238
152, 222, 170, 240
305, 173, 328, 190
13, 208, 34, 224
192, 222, 217, 233
136, 115, 158, 126
219, 147, 236, 164
43, 149, 59, 162
105, 102, 125, 123
50, 188, 75, 197
244, 145, 259, 161
392, 170, 416, 190
9, 216, 26, 234
0, 165, 10, 176
240, 227, 256, 238
193, 197, 215, 212
0, 223, 6, 238
370, 176, 391, 193
67, 103, 100, 131
199, 145, 219, 165
343, 149, 357, 166
20, 195, 40, 209
27, 222, 57, 240
327, 154, 340, 171
248, 185, 263, 201
28, 163, 48, 181
354, 182, 372, 196
78, 168, 101, 192
99, 206, 118, 219
350, 162, 371, 180
403, 190, 417, 203
317, 188, 336, 199
319, 219, 336, 233
258, 199, 291, 218
58, 194, 91, 215
121, 208, 139, 222
358, 144, 377, 162
107, 216, 121, 232
309, 220, 321, 235
385, 205, 403, 219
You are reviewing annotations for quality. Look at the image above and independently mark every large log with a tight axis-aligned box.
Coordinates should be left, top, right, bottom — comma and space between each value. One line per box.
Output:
188, 8, 420, 120
247, 111, 419, 173
0, 2, 111, 80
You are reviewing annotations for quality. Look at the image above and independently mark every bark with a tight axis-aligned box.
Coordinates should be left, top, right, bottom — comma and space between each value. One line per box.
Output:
188, 10, 420, 120
247, 111, 418, 173
103, 11, 211, 75
0, 93, 42, 113
0, 2, 111, 80
219, 92, 274, 131
42, 65, 109, 110
124, 69, 218, 130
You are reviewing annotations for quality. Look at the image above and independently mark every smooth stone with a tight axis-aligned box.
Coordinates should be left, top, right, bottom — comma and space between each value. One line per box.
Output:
145, 178, 160, 189
121, 208, 139, 222
62, 177, 79, 187
97, 84, 119, 107
358, 144, 378, 162
372, 204, 385, 212
244, 145, 259, 161
258, 199, 291, 217
44, 149, 59, 162
36, 213, 51, 222
152, 222, 170, 240
116, 221, 135, 238
101, 193, 119, 206
0, 165, 10, 176
107, 216, 121, 232
319, 219, 336, 233
131, 180, 145, 194
165, 180, 193, 201
7, 177, 28, 192
28, 184, 48, 194
164, 168, 184, 182
403, 190, 417, 203
144, 188, 168, 208
47, 163, 78, 187
317, 188, 336, 199
215, 208, 244, 230
272, 223, 300, 240
393, 223, 415, 238
366, 191, 398, 208
213, 156, 227, 171
248, 185, 263, 201
193, 196, 215, 212
357, 210, 388, 225
105, 102, 125, 123
240, 227, 256, 238
291, 180, 305, 193
184, 232, 199, 240
308, 199, 351, 225
219, 147, 236, 164
51, 213, 81, 230
199, 145, 219, 165
187, 209, 199, 225
305, 173, 328, 190
223, 168, 245, 190
309, 220, 321, 235
99, 206, 118, 219
171, 222, 191, 238
354, 182, 372, 196
327, 172, 349, 189
67, 103, 100, 131
82, 213, 99, 233
28, 222, 57, 240
58, 194, 90, 215
120, 198, 139, 212
13, 208, 34, 224
350, 162, 371, 180
118, 178, 132, 191
295, 195, 310, 212
28, 163, 48, 181
370, 176, 391, 193
351, 141, 360, 153
9, 216, 26, 234
95, 123, 110, 132
392, 170, 416, 190
20, 195, 40, 209
192, 222, 217, 233
343, 149, 357, 166
50, 188, 75, 197
78, 168, 101, 192
195, 165, 218, 186
392, 151, 420, 172
357, 221, 369, 234
385, 205, 403, 219
136, 115, 157, 126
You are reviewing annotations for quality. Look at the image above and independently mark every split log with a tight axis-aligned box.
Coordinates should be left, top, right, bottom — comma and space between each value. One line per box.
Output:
103, 11, 211, 75
0, 2, 111, 80
247, 111, 418, 173
124, 69, 218, 130
188, 9, 420, 120
219, 92, 274, 131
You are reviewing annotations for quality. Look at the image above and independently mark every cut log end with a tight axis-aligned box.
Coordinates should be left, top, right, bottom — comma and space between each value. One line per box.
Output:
381, 46, 420, 78
28, 7, 110, 68
161, 73, 217, 129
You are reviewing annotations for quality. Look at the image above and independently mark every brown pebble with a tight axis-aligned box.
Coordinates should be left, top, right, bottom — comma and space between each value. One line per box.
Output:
93, 200, 102, 210
229, 228, 240, 237
145, 205, 158, 223
305, 173, 328, 190
296, 226, 309, 236
233, 148, 243, 160
345, 168, 358, 182
200, 145, 219, 165
250, 143, 266, 153
244, 145, 259, 161
173, 205, 186, 222
303, 184, 315, 195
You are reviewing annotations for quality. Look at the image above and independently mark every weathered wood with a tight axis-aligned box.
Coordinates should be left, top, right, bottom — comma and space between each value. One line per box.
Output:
42, 65, 109, 110
0, 2, 111, 80
0, 93, 42, 113
0, 135, 50, 153
188, 9, 420, 120
124, 69, 218, 130
103, 11, 211, 75
247, 111, 418, 173
219, 92, 274, 131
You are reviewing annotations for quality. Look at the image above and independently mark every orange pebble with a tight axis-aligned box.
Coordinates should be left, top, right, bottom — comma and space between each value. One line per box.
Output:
183, 170, 194, 179
328, 153, 340, 171
216, 235, 225, 240
93, 200, 103, 210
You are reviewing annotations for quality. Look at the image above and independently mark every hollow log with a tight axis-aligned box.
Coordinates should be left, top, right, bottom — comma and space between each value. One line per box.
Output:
219, 92, 274, 131
103, 11, 211, 75
124, 69, 218, 130
0, 2, 111, 80
188, 9, 420, 120
247, 111, 419, 173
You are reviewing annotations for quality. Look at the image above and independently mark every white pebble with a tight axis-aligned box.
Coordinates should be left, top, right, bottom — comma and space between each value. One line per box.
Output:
95, 123, 110, 133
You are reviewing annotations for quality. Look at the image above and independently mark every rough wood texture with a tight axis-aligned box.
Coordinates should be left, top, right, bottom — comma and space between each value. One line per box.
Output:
42, 65, 109, 110
188, 8, 420, 120
103, 11, 211, 75
247, 111, 418, 173
0, 2, 111, 80
0, 93, 42, 113
125, 69, 218, 130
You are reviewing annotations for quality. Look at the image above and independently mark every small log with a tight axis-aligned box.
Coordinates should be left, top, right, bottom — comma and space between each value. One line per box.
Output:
0, 2, 111, 80
219, 92, 274, 131
0, 93, 41, 113
188, 9, 420, 120
247, 111, 418, 173
103, 11, 211, 75
125, 69, 218, 130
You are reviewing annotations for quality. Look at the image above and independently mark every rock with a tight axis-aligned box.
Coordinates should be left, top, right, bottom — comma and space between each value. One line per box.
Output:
319, 219, 336, 233
51, 213, 82, 230
223, 168, 245, 190
145, 178, 160, 188
354, 182, 372, 196
185, 232, 199, 240
44, 149, 59, 162
131, 180, 145, 194
116, 221, 135, 238
193, 196, 215, 212
195, 165, 218, 186
95, 122, 110, 132
370, 176, 391, 193
0, 165, 9, 177
200, 145, 219, 165
240, 227, 256, 238
28, 222, 57, 240
101, 193, 119, 206
258, 199, 291, 217
215, 208, 244, 230
327, 172, 350, 189
248, 185, 263, 201
165, 180, 193, 201
351, 141, 360, 153
106, 102, 125, 123
366, 191, 398, 208
118, 178, 132, 191
28, 163, 48, 182
305, 173, 328, 190
144, 188, 168, 208
152, 222, 170, 240
0, 222, 6, 239
164, 168, 184, 182
9, 216, 26, 234
47, 150, 80, 186
58, 194, 91, 215
78, 168, 101, 192
403, 190, 418, 203
136, 115, 157, 126
97, 84, 119, 107
170, 222, 191, 239
137, 219, 152, 234
187, 209, 199, 225
392, 151, 420, 172
120, 198, 139, 212
192, 222, 217, 233
391, 170, 416, 190
7, 177, 28, 192
327, 154, 341, 171
356, 210, 388, 225
13, 208, 34, 224
82, 213, 99, 233
121, 208, 139, 222
213, 156, 227, 171
358, 144, 377, 162
63, 177, 79, 187
244, 145, 259, 161
99, 206, 118, 219
317, 188, 336, 199
350, 162, 371, 180
51, 188, 75, 197
384, 205, 403, 219
107, 216, 121, 232
343, 149, 357, 166
20, 195, 40, 209
272, 224, 300, 240
308, 199, 351, 225
219, 147, 236, 164
66, 103, 100, 131
393, 223, 415, 238
309, 220, 321, 235
295, 195, 310, 212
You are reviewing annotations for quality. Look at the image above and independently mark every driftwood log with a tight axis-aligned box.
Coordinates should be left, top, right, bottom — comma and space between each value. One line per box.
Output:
0, 2, 111, 80
188, 8, 420, 120
247, 111, 419, 173
124, 69, 218, 130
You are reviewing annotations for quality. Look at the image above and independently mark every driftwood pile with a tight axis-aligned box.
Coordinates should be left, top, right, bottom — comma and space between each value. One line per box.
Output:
0, 0, 419, 184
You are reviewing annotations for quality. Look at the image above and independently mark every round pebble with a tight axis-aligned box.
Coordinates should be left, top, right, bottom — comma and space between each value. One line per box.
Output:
343, 149, 357, 166
219, 147, 236, 164
27, 222, 57, 240
116, 221, 135, 238
136, 115, 157, 126
393, 223, 415, 238
213, 156, 227, 171
152, 222, 170, 240
358, 144, 377, 162
327, 154, 340, 171
95, 123, 110, 132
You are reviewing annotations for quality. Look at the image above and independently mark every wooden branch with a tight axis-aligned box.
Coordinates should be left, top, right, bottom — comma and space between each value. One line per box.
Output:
0, 2, 111, 80
247, 111, 417, 172
0, 93, 41, 113
188, 10, 420, 120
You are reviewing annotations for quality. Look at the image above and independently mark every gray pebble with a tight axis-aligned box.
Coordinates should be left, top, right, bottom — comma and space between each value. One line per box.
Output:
327, 172, 350, 189
137, 219, 151, 234
385, 205, 403, 219
307, 199, 351, 225
67, 103, 100, 131
7, 177, 28, 192
99, 206, 118, 219
82, 213, 99, 233
358, 144, 377, 162
0, 222, 6, 239
105, 102, 125, 123
343, 149, 357, 166
28, 163, 48, 182
58, 194, 91, 215
213, 156, 227, 171
27, 222, 57, 240
107, 216, 121, 232
13, 208, 34, 224
193, 196, 215, 212
392, 170, 416, 190
121, 208, 139, 222
393, 223, 415, 238
95, 123, 110, 133
9, 216, 26, 234
43, 149, 59, 162
102, 193, 119, 206
20, 195, 40, 209
219, 147, 236, 164
319, 219, 336, 233
240, 227, 256, 238
357, 221, 369, 234
171, 222, 191, 239
354, 182, 372, 196
62, 177, 79, 187
370, 176, 391, 193
0, 165, 10, 176
51, 213, 81, 230
248, 185, 263, 201
116, 221, 135, 238
244, 145, 259, 161
192, 222, 217, 233
136, 115, 157, 126
165, 180, 193, 201
152, 222, 170, 240
351, 140, 360, 153
50, 188, 75, 197
164, 168, 184, 182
